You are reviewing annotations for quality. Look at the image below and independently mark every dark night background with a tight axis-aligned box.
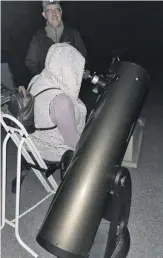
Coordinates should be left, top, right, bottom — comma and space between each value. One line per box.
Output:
1, 3, 163, 257
1, 1, 163, 85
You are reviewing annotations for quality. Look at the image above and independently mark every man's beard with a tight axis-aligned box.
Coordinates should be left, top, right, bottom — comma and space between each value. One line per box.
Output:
49, 19, 61, 28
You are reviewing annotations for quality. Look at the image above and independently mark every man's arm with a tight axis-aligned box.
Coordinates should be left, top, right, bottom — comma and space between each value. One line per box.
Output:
25, 35, 40, 76
74, 31, 87, 60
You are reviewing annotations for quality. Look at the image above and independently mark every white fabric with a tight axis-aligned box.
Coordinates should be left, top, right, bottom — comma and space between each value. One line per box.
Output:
28, 43, 87, 161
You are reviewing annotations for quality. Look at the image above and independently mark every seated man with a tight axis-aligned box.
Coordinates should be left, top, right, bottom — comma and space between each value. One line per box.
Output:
28, 43, 87, 162
25, 1, 87, 77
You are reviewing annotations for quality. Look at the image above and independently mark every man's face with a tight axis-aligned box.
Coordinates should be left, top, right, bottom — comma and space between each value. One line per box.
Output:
43, 4, 62, 28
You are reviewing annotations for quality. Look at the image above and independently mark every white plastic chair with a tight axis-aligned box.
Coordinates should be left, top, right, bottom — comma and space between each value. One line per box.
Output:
1, 113, 58, 257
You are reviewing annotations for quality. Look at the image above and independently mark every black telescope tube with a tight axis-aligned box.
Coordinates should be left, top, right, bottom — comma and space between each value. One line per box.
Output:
37, 62, 150, 258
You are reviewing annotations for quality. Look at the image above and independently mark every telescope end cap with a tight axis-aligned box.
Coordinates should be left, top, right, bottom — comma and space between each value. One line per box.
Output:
36, 235, 88, 258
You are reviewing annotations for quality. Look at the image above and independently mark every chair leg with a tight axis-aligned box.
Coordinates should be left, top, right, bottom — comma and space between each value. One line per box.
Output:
12, 174, 26, 194
14, 137, 38, 257
1, 133, 11, 230
11, 156, 29, 194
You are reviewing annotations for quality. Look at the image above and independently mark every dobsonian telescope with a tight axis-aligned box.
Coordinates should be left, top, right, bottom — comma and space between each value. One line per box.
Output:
36, 61, 151, 258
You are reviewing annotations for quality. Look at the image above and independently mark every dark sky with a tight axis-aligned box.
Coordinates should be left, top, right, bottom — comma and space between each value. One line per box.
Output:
1, 1, 163, 78
61, 1, 163, 70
